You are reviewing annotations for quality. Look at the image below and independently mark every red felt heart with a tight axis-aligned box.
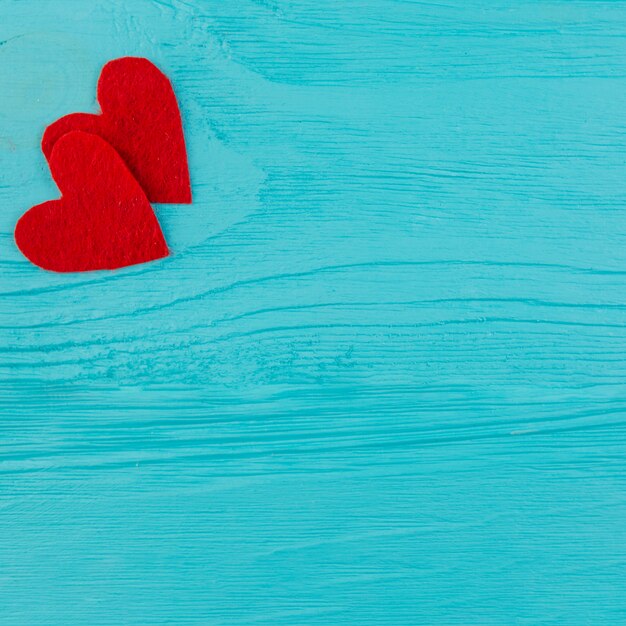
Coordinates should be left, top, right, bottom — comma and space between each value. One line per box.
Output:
15, 131, 169, 273
42, 57, 191, 204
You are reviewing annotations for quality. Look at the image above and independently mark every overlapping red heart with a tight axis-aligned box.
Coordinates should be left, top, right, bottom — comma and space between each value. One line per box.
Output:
14, 57, 191, 273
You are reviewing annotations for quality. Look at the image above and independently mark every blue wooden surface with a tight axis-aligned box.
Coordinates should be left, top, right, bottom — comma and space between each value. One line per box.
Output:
2, 1, 626, 623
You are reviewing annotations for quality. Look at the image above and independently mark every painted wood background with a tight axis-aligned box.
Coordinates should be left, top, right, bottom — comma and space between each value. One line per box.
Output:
2, 1, 626, 623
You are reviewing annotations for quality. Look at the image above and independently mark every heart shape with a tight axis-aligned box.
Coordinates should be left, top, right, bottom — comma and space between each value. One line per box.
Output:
15, 131, 169, 272
42, 57, 191, 204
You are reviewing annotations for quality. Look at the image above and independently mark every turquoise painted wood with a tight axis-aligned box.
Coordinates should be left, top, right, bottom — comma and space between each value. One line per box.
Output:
2, 1, 626, 623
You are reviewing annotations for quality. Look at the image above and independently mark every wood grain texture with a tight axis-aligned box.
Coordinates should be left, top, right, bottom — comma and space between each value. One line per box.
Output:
2, 1, 626, 624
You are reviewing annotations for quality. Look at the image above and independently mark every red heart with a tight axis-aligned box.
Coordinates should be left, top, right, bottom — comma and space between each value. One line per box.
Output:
15, 131, 169, 273
42, 57, 191, 204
